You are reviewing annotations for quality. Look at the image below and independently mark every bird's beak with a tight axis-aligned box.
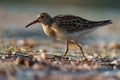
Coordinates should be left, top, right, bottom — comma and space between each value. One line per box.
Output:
25, 19, 39, 28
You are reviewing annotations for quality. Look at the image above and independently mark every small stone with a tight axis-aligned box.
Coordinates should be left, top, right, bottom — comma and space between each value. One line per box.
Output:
1, 56, 5, 59
32, 63, 44, 70
87, 55, 93, 60
53, 61, 61, 65
75, 59, 81, 64
40, 52, 46, 60
15, 57, 24, 65
39, 49, 47, 53
110, 60, 117, 65
16, 39, 24, 46
82, 64, 90, 70
108, 41, 118, 49
92, 53, 98, 57
33, 54, 41, 61
3, 53, 12, 59
24, 59, 30, 67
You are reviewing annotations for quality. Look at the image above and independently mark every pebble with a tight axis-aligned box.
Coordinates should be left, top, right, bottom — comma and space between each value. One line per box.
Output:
32, 63, 44, 70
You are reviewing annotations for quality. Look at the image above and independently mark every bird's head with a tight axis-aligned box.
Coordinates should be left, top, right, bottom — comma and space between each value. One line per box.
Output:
25, 12, 52, 28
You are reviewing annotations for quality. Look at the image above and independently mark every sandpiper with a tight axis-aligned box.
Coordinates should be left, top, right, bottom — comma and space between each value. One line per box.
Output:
25, 12, 112, 60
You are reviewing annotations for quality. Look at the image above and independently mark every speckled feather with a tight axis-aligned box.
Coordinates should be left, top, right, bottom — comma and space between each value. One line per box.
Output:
51, 14, 112, 33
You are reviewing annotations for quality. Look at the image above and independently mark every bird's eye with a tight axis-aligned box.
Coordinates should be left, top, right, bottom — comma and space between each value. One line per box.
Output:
41, 16, 44, 18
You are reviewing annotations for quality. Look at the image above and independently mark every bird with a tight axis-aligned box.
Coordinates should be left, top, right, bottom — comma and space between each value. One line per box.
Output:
25, 12, 112, 60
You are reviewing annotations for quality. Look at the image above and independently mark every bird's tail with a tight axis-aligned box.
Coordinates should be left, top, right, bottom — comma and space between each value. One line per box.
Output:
96, 20, 113, 26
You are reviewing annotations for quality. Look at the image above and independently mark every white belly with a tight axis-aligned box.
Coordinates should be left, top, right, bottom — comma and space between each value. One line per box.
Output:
57, 27, 98, 41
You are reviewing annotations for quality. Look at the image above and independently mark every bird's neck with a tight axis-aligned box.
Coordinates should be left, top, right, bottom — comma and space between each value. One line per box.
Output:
41, 23, 49, 28
42, 18, 52, 26
41, 23, 56, 38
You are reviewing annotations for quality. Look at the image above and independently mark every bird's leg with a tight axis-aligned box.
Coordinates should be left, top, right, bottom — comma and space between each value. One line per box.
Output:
62, 41, 69, 58
74, 41, 87, 60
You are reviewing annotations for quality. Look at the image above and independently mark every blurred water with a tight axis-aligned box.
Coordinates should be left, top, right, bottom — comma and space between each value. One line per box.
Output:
0, 3, 120, 44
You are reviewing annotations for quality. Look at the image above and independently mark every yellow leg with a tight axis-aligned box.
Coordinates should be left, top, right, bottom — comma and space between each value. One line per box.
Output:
62, 41, 69, 58
74, 41, 87, 60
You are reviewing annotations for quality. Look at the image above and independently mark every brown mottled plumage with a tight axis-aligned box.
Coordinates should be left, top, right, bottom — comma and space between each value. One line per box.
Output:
51, 14, 112, 33
25, 12, 112, 60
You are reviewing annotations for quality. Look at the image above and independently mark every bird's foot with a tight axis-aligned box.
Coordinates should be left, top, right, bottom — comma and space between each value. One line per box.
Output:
82, 56, 88, 61
61, 54, 66, 59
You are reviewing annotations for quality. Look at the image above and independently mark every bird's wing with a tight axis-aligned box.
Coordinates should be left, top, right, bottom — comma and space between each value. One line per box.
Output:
51, 15, 112, 33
